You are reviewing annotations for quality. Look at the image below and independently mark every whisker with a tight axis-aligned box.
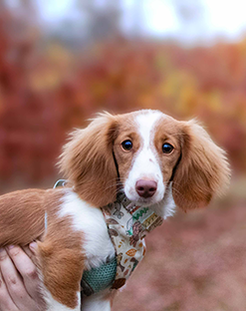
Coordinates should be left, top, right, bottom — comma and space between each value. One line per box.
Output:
104, 182, 124, 191
171, 186, 187, 202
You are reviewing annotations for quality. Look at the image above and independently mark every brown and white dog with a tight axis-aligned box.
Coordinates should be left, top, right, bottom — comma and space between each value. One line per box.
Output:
0, 110, 230, 311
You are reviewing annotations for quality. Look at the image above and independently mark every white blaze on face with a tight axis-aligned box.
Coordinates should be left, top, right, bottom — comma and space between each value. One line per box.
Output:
124, 110, 165, 204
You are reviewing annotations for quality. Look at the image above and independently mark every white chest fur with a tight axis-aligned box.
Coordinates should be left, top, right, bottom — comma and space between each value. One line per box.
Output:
58, 190, 115, 270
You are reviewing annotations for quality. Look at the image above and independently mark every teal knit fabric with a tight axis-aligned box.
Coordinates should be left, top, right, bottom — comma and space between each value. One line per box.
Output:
81, 257, 117, 295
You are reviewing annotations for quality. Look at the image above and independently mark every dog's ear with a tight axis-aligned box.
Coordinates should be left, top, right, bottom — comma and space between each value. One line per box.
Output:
59, 113, 118, 207
172, 120, 230, 211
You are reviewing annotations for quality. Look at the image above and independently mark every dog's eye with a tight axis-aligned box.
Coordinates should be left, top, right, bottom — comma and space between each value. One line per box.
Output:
121, 140, 133, 151
162, 143, 174, 154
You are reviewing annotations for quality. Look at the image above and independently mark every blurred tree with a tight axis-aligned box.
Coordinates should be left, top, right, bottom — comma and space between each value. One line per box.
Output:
44, 0, 123, 46
171, 0, 203, 24
77, 0, 122, 42
169, 0, 206, 43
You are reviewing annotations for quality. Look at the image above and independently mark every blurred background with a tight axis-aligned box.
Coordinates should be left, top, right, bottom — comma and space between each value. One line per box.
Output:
0, 0, 246, 310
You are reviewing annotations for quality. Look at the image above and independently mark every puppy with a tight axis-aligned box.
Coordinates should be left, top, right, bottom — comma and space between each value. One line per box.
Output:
0, 110, 230, 311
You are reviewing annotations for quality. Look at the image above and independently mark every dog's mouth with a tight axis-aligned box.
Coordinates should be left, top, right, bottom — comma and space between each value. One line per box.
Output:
124, 192, 164, 207
122, 184, 175, 219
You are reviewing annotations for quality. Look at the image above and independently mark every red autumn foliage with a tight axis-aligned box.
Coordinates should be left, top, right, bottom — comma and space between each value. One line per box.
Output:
0, 6, 245, 189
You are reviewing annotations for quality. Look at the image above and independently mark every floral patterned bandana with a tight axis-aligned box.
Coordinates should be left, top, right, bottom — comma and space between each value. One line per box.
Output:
101, 192, 163, 289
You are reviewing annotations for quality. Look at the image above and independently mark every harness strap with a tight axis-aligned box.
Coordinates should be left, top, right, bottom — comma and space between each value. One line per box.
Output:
44, 179, 68, 232
44, 211, 48, 231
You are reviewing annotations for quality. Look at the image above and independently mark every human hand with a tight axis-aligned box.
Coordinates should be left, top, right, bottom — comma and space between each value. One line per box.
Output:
0, 244, 45, 311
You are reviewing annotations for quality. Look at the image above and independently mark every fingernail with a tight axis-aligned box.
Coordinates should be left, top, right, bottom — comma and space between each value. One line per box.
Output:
7, 245, 15, 250
29, 242, 37, 251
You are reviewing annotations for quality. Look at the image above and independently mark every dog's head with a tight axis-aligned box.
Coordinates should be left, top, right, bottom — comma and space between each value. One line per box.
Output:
59, 110, 230, 213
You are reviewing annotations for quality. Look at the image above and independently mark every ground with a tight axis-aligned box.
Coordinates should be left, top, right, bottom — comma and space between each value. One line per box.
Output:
112, 184, 246, 311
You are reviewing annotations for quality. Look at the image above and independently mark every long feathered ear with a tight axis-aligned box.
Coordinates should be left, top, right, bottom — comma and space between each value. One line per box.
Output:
58, 113, 118, 207
172, 120, 230, 211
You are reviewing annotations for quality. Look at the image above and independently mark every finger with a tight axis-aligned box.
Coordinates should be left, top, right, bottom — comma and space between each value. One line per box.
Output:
6, 246, 40, 301
0, 267, 18, 311
1, 247, 35, 310
29, 241, 38, 255
22, 245, 39, 269
22, 246, 35, 261
22, 245, 45, 307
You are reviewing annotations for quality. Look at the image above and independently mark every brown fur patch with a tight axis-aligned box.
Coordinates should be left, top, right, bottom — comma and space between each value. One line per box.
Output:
154, 115, 183, 186
59, 113, 119, 207
0, 189, 46, 246
112, 114, 141, 188
172, 120, 230, 210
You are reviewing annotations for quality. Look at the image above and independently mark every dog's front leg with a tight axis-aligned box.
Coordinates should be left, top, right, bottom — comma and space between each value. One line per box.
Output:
33, 233, 84, 311
43, 290, 81, 311
82, 289, 114, 311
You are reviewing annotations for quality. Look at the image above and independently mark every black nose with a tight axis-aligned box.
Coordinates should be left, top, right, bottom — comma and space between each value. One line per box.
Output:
135, 180, 157, 198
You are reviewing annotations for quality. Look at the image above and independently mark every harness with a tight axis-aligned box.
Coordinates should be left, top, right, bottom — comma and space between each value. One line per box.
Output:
52, 180, 163, 296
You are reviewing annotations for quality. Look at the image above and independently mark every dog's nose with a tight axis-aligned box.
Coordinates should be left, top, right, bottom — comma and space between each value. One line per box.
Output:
135, 180, 157, 198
